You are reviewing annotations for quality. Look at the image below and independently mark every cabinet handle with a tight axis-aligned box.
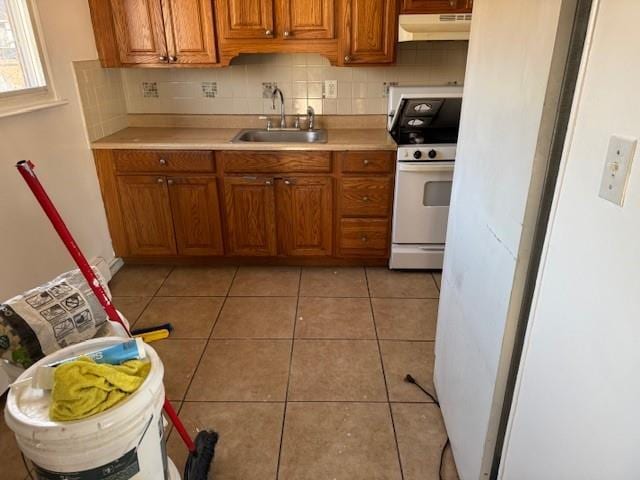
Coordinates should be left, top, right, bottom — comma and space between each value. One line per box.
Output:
362, 196, 369, 202
363, 159, 370, 165
167, 179, 174, 185
156, 177, 164, 183
159, 55, 168, 62
159, 158, 167, 165
361, 235, 368, 242
344, 55, 352, 63
169, 55, 177, 62
283, 31, 291, 38
265, 29, 272, 36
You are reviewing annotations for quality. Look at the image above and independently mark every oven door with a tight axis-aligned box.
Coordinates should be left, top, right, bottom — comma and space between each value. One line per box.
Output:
392, 162, 454, 244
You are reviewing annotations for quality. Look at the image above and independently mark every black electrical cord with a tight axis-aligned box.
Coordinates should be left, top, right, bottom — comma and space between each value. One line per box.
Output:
404, 374, 450, 480
21, 452, 33, 480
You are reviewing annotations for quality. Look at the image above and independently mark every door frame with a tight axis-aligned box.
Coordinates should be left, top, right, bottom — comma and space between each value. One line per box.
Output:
488, 0, 595, 477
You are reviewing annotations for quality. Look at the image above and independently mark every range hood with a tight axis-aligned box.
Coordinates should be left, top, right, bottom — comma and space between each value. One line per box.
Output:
398, 13, 472, 42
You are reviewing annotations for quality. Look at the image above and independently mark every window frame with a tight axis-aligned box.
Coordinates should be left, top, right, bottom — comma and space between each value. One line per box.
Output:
0, 0, 63, 117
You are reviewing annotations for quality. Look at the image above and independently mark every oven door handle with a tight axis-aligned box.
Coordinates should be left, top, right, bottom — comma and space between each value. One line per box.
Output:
397, 163, 454, 173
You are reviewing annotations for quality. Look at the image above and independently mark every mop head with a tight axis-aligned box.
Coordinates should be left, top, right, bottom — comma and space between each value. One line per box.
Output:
184, 430, 219, 480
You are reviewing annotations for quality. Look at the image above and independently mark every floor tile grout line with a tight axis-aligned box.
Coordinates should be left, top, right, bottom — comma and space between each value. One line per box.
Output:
365, 267, 406, 480
175, 267, 239, 407
177, 399, 433, 404
274, 267, 302, 480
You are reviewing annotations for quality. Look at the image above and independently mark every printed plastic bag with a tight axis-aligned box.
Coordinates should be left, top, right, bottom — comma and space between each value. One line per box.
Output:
0, 268, 113, 368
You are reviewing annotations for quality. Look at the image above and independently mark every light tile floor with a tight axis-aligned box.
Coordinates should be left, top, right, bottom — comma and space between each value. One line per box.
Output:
0, 265, 458, 480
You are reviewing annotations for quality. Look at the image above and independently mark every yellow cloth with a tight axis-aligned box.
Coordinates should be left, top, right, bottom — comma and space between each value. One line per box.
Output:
50, 357, 151, 422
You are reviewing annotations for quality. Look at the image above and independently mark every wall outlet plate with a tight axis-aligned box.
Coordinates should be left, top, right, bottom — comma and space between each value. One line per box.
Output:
598, 135, 637, 206
324, 80, 337, 99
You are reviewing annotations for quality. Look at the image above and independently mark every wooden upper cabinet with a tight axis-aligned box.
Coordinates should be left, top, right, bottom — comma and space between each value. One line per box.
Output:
341, 0, 398, 65
117, 175, 177, 256
280, 0, 335, 40
217, 0, 275, 39
110, 0, 168, 64
400, 0, 472, 14
223, 176, 278, 256
168, 177, 224, 255
276, 176, 333, 256
161, 0, 217, 64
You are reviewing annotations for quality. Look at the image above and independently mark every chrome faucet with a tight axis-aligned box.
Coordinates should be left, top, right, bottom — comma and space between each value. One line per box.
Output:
306, 105, 315, 131
271, 86, 286, 129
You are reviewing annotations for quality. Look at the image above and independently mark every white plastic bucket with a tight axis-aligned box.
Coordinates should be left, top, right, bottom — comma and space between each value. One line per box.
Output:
4, 337, 180, 480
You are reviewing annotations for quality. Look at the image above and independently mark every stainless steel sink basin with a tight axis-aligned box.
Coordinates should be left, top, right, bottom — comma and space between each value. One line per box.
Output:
231, 129, 328, 144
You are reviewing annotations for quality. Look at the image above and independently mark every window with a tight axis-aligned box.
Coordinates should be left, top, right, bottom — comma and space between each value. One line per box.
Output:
0, 0, 60, 115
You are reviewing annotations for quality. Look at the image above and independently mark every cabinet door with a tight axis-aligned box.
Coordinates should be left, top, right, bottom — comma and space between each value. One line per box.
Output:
217, 0, 275, 39
277, 176, 333, 256
341, 0, 398, 65
117, 176, 177, 256
111, 0, 168, 64
400, 0, 472, 14
162, 0, 217, 64
223, 177, 278, 256
168, 177, 224, 256
280, 0, 334, 40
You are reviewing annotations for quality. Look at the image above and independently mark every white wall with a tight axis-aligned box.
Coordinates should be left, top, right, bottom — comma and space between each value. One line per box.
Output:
0, 0, 113, 300
500, 1, 640, 477
433, 0, 569, 478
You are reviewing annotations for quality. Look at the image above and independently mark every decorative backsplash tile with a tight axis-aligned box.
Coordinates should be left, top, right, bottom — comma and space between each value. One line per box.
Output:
142, 81, 159, 98
120, 41, 468, 116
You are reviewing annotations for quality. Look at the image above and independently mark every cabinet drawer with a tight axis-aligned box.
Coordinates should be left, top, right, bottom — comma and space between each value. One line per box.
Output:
340, 177, 393, 216
221, 151, 331, 173
339, 151, 395, 174
339, 218, 389, 255
114, 151, 215, 173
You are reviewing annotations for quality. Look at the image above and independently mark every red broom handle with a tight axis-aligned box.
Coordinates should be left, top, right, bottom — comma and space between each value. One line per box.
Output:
16, 160, 197, 454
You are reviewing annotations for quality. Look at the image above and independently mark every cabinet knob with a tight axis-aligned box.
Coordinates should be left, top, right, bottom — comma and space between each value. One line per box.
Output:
167, 179, 174, 185
265, 179, 272, 185
156, 177, 164, 183
361, 235, 368, 242
284, 179, 291, 185
344, 55, 352, 63
363, 159, 370, 165
169, 55, 177, 62
283, 31, 290, 37
265, 29, 272, 36
159, 55, 168, 62
159, 158, 167, 165
362, 196, 369, 202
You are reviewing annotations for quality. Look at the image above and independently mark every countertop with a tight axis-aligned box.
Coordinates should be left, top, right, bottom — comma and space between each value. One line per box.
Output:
91, 127, 397, 151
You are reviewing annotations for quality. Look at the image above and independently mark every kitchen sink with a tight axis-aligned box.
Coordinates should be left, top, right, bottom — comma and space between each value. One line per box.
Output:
231, 129, 328, 144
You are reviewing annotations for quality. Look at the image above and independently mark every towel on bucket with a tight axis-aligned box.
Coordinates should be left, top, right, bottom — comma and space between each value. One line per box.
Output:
50, 356, 150, 421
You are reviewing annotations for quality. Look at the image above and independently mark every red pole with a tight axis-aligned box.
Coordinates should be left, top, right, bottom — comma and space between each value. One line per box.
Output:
16, 160, 196, 454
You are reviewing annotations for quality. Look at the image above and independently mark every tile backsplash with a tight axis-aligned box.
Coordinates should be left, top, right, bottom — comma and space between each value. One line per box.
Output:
73, 60, 127, 141
121, 41, 468, 116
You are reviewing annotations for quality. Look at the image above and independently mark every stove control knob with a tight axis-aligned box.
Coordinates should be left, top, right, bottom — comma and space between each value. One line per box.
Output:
413, 150, 422, 160
428, 149, 437, 159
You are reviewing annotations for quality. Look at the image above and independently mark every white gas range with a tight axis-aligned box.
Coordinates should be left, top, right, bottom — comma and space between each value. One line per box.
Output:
387, 85, 463, 269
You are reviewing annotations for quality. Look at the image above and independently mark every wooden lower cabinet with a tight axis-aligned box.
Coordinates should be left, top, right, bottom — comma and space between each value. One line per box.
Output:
276, 176, 333, 256
168, 177, 224, 255
95, 149, 394, 263
117, 175, 177, 256
223, 176, 278, 256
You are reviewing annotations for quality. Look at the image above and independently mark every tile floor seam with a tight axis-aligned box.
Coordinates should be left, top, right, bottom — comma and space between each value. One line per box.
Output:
364, 267, 406, 480
175, 267, 239, 404
152, 265, 176, 297
275, 267, 302, 480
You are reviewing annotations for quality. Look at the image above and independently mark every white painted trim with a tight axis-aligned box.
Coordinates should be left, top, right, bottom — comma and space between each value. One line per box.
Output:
109, 257, 125, 278
0, 98, 68, 118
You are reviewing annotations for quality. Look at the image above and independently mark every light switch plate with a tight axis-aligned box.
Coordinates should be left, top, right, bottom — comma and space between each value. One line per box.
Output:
598, 135, 636, 206
324, 80, 337, 99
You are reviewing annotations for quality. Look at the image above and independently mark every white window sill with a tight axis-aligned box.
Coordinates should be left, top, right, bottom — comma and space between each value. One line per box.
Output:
0, 98, 68, 119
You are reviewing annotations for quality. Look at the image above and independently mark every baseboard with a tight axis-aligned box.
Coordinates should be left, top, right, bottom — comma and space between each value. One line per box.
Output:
108, 257, 124, 277
89, 256, 123, 283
